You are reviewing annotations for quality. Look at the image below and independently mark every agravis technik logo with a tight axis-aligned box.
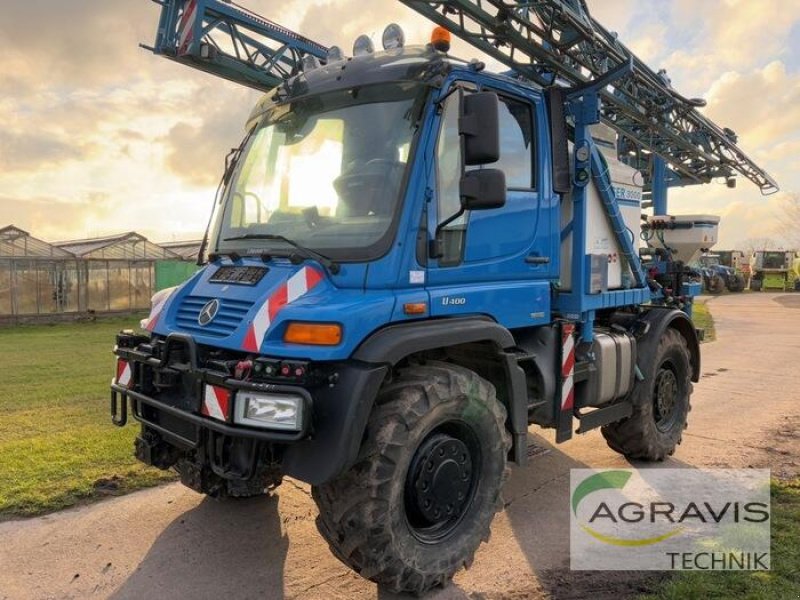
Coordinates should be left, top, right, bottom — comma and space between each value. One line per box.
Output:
569, 469, 771, 570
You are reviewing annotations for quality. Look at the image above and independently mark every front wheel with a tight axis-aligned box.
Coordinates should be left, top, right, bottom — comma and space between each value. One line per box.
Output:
312, 362, 510, 595
705, 274, 725, 294
601, 328, 692, 461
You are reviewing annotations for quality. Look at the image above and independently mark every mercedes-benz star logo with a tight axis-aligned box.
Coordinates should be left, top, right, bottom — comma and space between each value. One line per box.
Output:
198, 299, 220, 326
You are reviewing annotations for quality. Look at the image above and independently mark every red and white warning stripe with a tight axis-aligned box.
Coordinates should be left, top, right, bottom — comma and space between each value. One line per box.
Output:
242, 266, 323, 352
561, 323, 576, 410
116, 359, 133, 389
177, 0, 198, 56
143, 293, 171, 332
202, 384, 230, 422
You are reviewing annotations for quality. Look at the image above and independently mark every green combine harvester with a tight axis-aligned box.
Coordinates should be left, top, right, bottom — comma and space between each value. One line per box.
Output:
749, 250, 798, 291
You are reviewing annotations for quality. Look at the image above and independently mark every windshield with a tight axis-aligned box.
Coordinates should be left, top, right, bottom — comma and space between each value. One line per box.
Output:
209, 83, 426, 261
763, 252, 786, 269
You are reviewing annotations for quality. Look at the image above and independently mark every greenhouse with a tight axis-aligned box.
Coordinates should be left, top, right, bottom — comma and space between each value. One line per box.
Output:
0, 226, 190, 320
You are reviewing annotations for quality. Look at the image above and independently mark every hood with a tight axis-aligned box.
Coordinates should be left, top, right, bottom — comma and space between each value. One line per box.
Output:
147, 257, 396, 360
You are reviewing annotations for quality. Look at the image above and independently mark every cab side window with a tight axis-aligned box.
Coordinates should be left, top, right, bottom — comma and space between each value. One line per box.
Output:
435, 94, 466, 266
495, 95, 535, 189
434, 91, 535, 266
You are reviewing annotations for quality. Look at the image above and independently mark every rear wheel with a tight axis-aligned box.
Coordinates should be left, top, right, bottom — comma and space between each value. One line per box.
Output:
312, 362, 510, 595
727, 274, 746, 292
750, 277, 763, 291
601, 328, 692, 461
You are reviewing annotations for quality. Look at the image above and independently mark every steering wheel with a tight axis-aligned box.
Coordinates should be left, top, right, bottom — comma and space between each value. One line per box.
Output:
231, 191, 263, 207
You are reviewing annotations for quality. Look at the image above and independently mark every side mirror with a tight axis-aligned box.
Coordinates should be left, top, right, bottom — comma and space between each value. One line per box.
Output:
460, 92, 500, 165
460, 169, 506, 210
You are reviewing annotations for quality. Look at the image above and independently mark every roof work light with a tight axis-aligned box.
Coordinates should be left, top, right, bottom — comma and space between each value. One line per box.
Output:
353, 34, 374, 56
326, 45, 345, 63
301, 54, 320, 71
382, 23, 406, 50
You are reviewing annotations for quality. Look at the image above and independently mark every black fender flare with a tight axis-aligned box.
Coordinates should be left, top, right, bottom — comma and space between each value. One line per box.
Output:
637, 308, 701, 382
352, 316, 514, 363
284, 317, 529, 485
354, 316, 529, 465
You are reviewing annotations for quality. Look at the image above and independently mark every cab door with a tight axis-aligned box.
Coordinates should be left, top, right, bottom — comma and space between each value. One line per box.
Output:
425, 85, 556, 329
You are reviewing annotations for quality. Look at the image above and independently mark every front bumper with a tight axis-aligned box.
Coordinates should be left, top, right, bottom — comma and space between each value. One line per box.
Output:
111, 331, 315, 447
110, 331, 388, 485
111, 381, 311, 447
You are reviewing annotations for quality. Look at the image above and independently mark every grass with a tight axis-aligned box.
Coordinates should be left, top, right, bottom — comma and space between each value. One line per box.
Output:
692, 300, 716, 342
641, 479, 800, 600
0, 317, 175, 518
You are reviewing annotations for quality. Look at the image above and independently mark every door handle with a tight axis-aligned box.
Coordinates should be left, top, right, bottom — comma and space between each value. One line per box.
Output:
525, 255, 551, 265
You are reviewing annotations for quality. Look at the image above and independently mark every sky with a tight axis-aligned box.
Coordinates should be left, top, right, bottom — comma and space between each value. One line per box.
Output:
1, 0, 798, 247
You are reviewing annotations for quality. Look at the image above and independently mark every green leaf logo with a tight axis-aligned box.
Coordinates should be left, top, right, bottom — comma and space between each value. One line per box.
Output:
572, 470, 682, 546
572, 470, 632, 516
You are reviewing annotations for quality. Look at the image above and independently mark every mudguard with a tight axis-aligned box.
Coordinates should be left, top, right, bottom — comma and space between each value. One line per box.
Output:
353, 316, 529, 466
287, 316, 530, 484
637, 308, 701, 382
353, 316, 515, 363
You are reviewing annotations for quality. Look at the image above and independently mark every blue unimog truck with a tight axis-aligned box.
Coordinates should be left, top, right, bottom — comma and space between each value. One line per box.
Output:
110, 0, 778, 593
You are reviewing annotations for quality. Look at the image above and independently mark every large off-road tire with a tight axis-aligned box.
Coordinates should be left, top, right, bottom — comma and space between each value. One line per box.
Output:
750, 277, 763, 292
727, 274, 746, 293
705, 274, 725, 294
312, 362, 511, 595
601, 328, 692, 461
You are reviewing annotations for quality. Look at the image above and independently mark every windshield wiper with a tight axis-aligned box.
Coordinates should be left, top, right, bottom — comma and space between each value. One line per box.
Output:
223, 234, 340, 275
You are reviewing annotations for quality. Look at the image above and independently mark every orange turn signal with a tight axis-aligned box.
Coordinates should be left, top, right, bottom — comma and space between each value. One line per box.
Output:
403, 302, 427, 315
431, 27, 451, 53
284, 322, 342, 346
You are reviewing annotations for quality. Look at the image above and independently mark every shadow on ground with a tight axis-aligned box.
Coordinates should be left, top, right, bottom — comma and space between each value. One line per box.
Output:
497, 435, 684, 599
111, 494, 288, 600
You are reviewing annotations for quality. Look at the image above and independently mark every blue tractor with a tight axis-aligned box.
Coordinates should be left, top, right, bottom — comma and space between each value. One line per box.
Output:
697, 254, 746, 294
110, 0, 778, 593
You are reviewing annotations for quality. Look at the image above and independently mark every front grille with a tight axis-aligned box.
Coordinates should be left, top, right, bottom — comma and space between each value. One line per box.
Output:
175, 295, 254, 338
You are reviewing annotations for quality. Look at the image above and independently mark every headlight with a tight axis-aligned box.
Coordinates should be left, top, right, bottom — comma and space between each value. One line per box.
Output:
233, 391, 304, 431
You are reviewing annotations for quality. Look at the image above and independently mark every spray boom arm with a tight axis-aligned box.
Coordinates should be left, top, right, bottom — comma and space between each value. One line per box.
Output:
398, 0, 777, 195
144, 0, 329, 91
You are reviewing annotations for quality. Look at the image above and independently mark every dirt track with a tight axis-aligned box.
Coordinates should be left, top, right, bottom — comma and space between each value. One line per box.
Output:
1, 293, 798, 600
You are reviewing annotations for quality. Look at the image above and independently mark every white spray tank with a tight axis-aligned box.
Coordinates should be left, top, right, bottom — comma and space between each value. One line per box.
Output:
560, 123, 643, 291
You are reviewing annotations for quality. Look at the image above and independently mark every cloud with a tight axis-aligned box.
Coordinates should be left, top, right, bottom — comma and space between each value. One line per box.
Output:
0, 195, 116, 241
0, 131, 90, 171
587, 0, 637, 30
704, 61, 800, 148
162, 86, 260, 186
0, 0, 159, 89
